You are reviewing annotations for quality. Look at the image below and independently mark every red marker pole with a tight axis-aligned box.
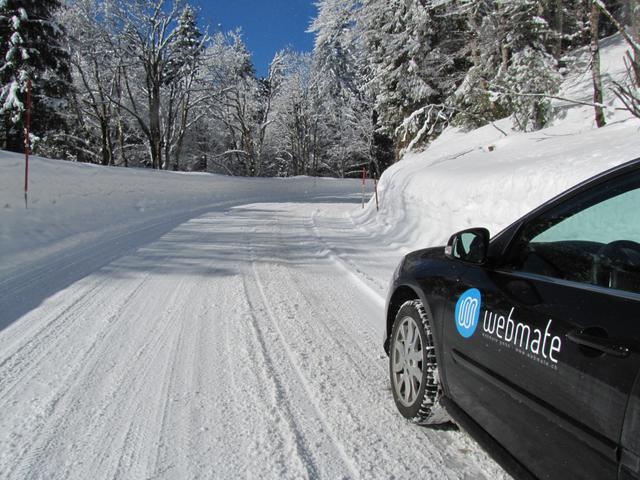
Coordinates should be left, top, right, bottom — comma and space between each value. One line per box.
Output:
24, 78, 32, 208
361, 167, 366, 209
374, 173, 379, 212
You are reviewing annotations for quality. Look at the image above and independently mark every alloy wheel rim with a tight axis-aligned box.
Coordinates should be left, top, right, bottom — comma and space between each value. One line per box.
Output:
392, 315, 424, 407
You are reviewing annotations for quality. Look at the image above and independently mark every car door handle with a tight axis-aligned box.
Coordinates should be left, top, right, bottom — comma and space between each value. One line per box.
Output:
566, 330, 630, 358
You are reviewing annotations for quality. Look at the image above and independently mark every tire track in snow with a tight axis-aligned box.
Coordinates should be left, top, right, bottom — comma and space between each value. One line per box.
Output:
2, 224, 217, 480
184, 215, 321, 478
103, 268, 221, 479
149, 272, 205, 479
86, 246, 214, 480
239, 220, 358, 479
0, 276, 158, 480
309, 210, 386, 306
239, 204, 509, 480
239, 275, 322, 479
4, 272, 185, 480
249, 212, 429, 477
253, 258, 454, 478
0, 276, 149, 411
248, 262, 363, 480
77, 272, 196, 480
0, 279, 104, 377
0, 203, 510, 480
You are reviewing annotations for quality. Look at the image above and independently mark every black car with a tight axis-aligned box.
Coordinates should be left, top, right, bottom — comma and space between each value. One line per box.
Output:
384, 158, 640, 480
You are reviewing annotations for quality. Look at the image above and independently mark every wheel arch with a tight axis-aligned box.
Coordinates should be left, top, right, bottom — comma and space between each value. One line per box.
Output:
385, 284, 435, 355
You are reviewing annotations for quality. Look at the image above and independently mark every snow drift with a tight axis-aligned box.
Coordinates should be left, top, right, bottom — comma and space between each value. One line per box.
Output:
354, 34, 640, 252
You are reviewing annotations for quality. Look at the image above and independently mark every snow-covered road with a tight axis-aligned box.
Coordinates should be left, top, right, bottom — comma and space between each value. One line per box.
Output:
0, 192, 508, 479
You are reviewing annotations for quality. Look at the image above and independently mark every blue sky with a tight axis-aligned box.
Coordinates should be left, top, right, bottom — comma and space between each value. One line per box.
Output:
195, 0, 317, 77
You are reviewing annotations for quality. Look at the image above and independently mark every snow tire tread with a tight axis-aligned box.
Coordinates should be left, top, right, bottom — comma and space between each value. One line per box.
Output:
393, 300, 450, 425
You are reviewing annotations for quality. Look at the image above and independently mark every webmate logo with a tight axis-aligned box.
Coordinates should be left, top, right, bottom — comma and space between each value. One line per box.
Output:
454, 289, 563, 366
454, 288, 482, 338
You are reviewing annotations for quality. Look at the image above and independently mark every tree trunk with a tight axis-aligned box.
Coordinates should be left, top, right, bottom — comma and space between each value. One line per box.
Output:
501, 45, 510, 74
117, 117, 128, 168
590, 2, 606, 128
2, 114, 10, 151
149, 84, 163, 169
172, 96, 191, 172
99, 120, 114, 166
551, 0, 564, 59
100, 124, 109, 166
173, 124, 188, 171
632, 0, 640, 86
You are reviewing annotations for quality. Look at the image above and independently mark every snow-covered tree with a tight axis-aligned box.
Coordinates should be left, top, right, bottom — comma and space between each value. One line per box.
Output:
501, 46, 562, 130
269, 51, 322, 176
162, 5, 207, 170
310, 0, 360, 94
597, 0, 640, 119
310, 0, 374, 176
0, 0, 70, 153
61, 0, 123, 165
3, 0, 626, 175
358, 0, 434, 140
104, 0, 191, 169
452, 0, 561, 132
357, 0, 468, 153
449, 1, 507, 129
205, 31, 270, 176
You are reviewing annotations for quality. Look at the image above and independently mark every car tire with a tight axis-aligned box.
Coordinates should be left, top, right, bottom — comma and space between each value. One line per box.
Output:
389, 300, 450, 425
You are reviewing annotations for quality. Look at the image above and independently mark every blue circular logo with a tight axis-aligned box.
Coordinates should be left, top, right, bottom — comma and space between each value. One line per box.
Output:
455, 288, 482, 338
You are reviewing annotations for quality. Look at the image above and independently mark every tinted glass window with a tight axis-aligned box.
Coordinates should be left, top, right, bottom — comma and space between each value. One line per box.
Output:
534, 188, 640, 244
507, 170, 640, 294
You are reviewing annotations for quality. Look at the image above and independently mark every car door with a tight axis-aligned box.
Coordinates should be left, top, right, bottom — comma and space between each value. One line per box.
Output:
621, 370, 640, 480
442, 169, 640, 480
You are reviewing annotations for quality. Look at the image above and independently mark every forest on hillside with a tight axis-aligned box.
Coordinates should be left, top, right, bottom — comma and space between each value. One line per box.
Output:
1, 0, 639, 177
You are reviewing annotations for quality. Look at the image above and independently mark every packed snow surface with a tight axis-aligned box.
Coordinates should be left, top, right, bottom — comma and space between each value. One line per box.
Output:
0, 155, 508, 479
1, 33, 639, 480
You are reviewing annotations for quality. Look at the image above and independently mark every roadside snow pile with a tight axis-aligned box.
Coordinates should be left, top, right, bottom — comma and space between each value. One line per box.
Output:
0, 153, 358, 279
355, 34, 640, 251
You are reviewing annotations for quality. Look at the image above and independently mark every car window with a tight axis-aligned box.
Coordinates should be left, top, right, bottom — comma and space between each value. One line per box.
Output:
506, 171, 640, 295
534, 188, 640, 244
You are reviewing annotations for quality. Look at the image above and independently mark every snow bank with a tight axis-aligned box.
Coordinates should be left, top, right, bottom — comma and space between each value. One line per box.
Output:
0, 153, 358, 278
354, 34, 640, 251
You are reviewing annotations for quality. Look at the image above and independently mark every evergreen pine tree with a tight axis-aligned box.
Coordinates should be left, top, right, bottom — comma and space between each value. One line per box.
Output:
359, 0, 468, 153
310, 0, 374, 176
452, 0, 561, 132
494, 0, 561, 131
0, 0, 70, 152
166, 6, 204, 84
359, 0, 436, 139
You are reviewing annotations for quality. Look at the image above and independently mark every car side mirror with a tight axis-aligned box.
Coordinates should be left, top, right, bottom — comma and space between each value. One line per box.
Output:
445, 228, 490, 265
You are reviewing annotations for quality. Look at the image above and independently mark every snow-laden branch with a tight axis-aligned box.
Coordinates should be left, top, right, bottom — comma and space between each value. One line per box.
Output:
594, 1, 640, 54
484, 88, 626, 112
